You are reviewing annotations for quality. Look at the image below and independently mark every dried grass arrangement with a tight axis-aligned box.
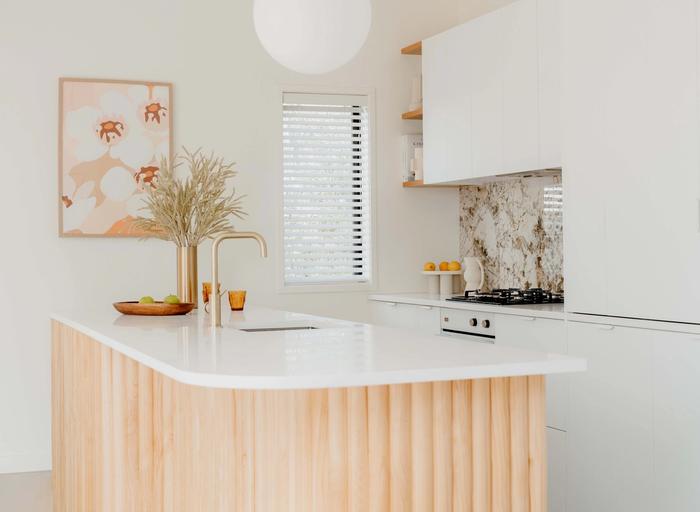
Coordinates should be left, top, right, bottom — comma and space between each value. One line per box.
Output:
133, 148, 246, 246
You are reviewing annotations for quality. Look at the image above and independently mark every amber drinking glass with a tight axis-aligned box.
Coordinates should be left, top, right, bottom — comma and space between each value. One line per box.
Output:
228, 290, 247, 311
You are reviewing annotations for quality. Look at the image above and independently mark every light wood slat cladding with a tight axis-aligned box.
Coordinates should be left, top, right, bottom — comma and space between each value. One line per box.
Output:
52, 321, 547, 512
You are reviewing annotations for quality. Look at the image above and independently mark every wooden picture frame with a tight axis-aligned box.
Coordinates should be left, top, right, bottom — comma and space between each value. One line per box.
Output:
58, 78, 173, 237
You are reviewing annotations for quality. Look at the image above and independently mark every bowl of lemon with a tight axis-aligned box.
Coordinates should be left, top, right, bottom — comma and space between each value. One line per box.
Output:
113, 295, 196, 316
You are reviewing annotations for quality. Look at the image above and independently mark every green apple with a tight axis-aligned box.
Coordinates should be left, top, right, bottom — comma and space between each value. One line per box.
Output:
163, 294, 181, 305
139, 296, 155, 304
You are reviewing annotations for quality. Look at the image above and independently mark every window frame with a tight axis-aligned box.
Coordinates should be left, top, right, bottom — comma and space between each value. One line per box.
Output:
276, 85, 377, 294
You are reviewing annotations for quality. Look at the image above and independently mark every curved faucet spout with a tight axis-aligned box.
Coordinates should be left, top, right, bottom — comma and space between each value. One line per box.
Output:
210, 231, 268, 328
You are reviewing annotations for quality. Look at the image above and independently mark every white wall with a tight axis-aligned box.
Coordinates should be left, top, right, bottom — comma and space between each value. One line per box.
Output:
456, 0, 517, 21
0, 0, 469, 473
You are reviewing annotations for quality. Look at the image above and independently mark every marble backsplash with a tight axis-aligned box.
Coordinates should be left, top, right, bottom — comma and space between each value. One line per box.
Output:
459, 174, 563, 292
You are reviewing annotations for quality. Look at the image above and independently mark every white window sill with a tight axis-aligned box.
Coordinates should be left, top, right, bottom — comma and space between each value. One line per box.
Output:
277, 281, 376, 295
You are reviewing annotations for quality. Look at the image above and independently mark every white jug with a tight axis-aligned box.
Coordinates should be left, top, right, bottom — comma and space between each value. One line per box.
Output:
463, 257, 485, 291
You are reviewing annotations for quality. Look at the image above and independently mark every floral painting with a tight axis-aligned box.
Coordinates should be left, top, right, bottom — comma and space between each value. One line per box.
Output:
58, 78, 172, 236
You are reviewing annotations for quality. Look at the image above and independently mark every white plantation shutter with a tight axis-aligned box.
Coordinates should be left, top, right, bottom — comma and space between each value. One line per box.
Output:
283, 92, 372, 285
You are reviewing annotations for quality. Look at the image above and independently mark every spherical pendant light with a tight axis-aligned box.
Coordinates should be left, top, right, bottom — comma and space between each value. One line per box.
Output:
253, 0, 372, 75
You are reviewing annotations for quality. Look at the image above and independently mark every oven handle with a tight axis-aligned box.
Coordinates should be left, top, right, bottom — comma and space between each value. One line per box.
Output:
441, 328, 495, 343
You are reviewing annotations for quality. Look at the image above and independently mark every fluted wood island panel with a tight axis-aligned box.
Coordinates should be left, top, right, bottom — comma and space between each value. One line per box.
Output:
52, 321, 547, 512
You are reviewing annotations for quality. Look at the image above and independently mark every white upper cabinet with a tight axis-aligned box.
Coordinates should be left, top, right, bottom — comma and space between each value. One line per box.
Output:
563, 0, 700, 323
501, 0, 539, 175
421, 33, 450, 183
470, 8, 505, 177
537, 0, 561, 168
423, 0, 561, 184
423, 24, 472, 183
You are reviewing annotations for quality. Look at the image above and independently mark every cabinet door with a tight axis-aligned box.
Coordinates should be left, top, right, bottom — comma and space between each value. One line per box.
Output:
537, 0, 561, 168
422, 31, 450, 184
495, 314, 567, 430
603, 0, 700, 323
423, 25, 472, 184
369, 301, 440, 334
563, 0, 700, 322
369, 301, 414, 329
561, 0, 622, 315
652, 331, 700, 511
548, 427, 567, 512
470, 9, 504, 177
501, 0, 539, 174
413, 304, 441, 334
445, 25, 473, 183
566, 321, 653, 512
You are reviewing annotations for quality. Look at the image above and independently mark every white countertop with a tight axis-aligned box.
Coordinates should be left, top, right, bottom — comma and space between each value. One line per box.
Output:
51, 306, 584, 390
369, 292, 566, 320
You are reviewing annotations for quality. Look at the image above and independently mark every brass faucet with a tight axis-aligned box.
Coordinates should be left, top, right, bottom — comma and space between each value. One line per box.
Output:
210, 231, 268, 328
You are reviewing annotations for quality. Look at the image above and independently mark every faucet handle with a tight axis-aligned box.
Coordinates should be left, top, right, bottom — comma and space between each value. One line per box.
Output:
203, 289, 226, 314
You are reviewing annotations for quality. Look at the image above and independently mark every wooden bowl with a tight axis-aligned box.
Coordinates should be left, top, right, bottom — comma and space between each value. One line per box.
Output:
113, 301, 195, 316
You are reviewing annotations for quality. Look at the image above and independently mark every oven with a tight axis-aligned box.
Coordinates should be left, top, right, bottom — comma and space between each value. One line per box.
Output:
440, 308, 495, 343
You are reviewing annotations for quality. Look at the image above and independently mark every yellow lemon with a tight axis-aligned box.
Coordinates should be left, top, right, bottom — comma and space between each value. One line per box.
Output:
448, 260, 461, 271
439, 261, 449, 271
423, 261, 436, 271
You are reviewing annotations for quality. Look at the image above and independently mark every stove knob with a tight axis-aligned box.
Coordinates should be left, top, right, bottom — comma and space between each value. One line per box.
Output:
481, 319, 491, 329
469, 318, 478, 327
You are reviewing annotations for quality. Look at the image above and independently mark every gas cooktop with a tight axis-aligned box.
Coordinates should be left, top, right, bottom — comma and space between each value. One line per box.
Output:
447, 288, 564, 306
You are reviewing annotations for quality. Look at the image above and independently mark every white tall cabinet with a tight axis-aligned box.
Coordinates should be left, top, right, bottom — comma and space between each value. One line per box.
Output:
423, 0, 561, 184
562, 0, 700, 323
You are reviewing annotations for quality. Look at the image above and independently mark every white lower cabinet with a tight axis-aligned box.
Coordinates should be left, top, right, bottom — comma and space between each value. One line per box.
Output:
495, 314, 568, 511
548, 427, 567, 512
652, 330, 700, 511
566, 320, 658, 512
368, 301, 440, 334
495, 315, 567, 430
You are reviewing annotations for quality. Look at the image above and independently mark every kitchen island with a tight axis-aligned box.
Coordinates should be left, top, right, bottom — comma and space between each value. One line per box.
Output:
51, 307, 584, 512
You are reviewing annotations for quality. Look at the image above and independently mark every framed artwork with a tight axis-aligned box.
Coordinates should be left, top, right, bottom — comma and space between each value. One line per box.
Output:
58, 78, 172, 237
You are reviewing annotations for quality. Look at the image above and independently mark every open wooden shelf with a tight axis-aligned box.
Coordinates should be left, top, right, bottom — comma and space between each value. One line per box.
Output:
402, 180, 460, 188
401, 107, 423, 120
401, 41, 423, 55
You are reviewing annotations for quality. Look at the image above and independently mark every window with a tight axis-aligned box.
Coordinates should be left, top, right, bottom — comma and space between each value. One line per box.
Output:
282, 92, 372, 287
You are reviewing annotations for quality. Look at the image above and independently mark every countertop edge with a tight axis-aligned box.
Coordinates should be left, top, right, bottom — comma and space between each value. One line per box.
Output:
50, 313, 585, 390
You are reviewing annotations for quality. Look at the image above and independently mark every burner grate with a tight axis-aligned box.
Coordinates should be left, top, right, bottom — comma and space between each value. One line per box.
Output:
447, 288, 564, 305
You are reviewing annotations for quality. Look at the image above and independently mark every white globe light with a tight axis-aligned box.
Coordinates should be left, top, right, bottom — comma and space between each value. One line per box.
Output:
253, 0, 372, 75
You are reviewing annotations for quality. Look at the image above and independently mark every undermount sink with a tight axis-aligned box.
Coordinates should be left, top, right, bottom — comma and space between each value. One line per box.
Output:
239, 326, 318, 333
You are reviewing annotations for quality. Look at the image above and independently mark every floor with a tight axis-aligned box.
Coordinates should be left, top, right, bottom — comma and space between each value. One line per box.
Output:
0, 471, 51, 511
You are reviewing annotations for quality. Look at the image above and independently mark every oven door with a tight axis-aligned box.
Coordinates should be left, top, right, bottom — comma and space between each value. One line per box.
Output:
440, 328, 495, 343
